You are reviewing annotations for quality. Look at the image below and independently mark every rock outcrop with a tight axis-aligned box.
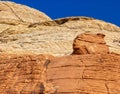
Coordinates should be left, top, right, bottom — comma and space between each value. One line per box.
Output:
0, 33, 120, 94
0, 2, 120, 93
0, 2, 119, 56
72, 33, 109, 54
47, 53, 120, 94
1, 53, 120, 94
0, 54, 51, 94
0, 1, 51, 24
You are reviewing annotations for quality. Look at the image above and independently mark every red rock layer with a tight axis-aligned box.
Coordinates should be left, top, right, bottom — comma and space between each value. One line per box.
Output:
0, 54, 53, 94
72, 33, 109, 55
0, 53, 120, 94
0, 33, 120, 94
47, 53, 120, 94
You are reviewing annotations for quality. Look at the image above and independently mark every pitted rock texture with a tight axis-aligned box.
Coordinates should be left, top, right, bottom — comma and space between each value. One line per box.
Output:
0, 53, 120, 94
72, 33, 109, 54
0, 54, 54, 94
0, 2, 120, 56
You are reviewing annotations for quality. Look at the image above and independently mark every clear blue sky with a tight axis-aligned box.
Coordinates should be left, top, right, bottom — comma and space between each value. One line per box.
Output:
12, 0, 120, 26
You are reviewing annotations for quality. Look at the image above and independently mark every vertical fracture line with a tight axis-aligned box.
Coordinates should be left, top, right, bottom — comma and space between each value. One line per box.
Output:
2, 2, 24, 22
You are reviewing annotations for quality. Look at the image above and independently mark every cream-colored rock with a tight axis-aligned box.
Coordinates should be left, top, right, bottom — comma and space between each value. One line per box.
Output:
0, 2, 120, 56
0, 1, 51, 24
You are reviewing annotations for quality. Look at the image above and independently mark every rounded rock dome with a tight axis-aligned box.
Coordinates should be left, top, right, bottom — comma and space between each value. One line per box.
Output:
0, 1, 52, 23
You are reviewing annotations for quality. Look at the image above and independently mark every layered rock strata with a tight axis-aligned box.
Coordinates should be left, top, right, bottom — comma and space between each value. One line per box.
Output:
0, 2, 120, 93
0, 33, 120, 94
47, 53, 120, 94
0, 2, 119, 56
1, 53, 120, 94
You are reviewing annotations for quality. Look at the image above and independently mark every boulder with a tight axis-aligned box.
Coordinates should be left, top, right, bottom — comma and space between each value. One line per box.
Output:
72, 33, 109, 54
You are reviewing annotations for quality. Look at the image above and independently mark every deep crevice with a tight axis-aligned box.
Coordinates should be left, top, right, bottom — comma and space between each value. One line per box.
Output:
105, 83, 110, 94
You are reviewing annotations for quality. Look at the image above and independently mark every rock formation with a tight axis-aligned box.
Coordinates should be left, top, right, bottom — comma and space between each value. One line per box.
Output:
0, 1, 51, 23
47, 53, 120, 94
0, 1, 120, 94
72, 33, 109, 54
0, 2, 120, 56
0, 33, 120, 94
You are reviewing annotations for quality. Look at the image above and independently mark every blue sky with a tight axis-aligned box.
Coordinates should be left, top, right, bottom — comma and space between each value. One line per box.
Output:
12, 0, 120, 26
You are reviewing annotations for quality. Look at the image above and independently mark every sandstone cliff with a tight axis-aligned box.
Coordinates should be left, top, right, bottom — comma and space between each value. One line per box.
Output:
0, 1, 120, 94
0, 2, 119, 56
0, 33, 120, 94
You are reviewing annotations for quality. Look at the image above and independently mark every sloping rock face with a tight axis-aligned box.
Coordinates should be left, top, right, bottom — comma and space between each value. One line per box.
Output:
0, 1, 51, 23
0, 1, 119, 56
72, 33, 109, 54
1, 1, 120, 94
0, 15, 120, 55
0, 33, 120, 94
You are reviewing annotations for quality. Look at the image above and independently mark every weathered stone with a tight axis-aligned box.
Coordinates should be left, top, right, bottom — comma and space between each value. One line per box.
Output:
0, 32, 120, 93
0, 15, 119, 56
0, 53, 120, 94
72, 33, 109, 54
47, 53, 120, 94
0, 54, 53, 94
0, 2, 120, 93
0, 2, 119, 56
0, 1, 52, 24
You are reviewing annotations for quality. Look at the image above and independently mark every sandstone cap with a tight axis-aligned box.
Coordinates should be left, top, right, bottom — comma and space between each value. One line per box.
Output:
0, 1, 52, 23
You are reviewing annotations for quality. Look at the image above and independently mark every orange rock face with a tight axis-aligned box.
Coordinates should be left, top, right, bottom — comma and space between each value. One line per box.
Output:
0, 53, 120, 94
47, 54, 120, 94
0, 54, 50, 94
0, 33, 120, 94
72, 33, 109, 55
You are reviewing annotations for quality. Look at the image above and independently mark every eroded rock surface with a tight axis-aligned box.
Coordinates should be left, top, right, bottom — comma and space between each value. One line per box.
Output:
0, 2, 120, 93
0, 1, 51, 24
0, 2, 119, 56
47, 53, 120, 94
0, 54, 53, 94
72, 33, 109, 54
0, 53, 120, 94
0, 15, 120, 55
0, 33, 120, 94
